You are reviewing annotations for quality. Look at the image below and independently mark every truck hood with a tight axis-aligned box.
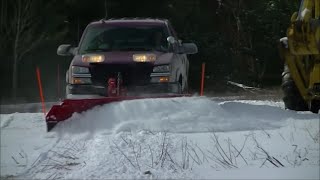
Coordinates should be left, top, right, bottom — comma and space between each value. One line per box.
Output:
71, 51, 174, 66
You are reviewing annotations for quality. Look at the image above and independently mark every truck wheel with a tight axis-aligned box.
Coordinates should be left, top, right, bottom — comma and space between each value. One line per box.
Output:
183, 81, 189, 94
179, 76, 188, 94
281, 65, 308, 111
310, 100, 320, 114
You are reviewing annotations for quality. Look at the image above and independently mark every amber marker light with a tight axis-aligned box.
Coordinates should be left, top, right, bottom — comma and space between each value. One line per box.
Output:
159, 76, 169, 82
82, 54, 104, 63
133, 54, 156, 62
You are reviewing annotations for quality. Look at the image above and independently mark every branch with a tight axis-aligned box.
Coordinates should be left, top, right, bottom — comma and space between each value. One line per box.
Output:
227, 81, 260, 90
18, 33, 46, 62
112, 140, 136, 169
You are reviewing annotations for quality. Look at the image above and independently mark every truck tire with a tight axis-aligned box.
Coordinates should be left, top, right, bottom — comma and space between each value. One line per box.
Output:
179, 76, 188, 94
310, 100, 320, 114
281, 65, 308, 111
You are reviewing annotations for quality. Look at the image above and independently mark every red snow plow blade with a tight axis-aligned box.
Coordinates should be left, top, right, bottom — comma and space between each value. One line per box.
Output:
45, 95, 189, 131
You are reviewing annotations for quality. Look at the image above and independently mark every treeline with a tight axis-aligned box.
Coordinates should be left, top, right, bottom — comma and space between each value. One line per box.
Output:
0, 0, 299, 103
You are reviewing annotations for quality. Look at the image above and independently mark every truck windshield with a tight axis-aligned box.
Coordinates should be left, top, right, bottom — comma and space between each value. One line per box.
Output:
79, 25, 169, 54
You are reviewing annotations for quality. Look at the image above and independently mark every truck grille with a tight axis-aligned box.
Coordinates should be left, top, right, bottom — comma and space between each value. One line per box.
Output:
89, 63, 153, 87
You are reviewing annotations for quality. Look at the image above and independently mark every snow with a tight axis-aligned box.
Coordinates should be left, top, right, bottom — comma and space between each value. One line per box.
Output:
280, 37, 288, 48
300, 8, 311, 20
1, 96, 319, 179
194, 167, 319, 179
54, 97, 295, 134
227, 81, 258, 90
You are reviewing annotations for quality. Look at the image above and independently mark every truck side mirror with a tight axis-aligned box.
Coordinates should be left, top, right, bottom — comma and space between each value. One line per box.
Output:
167, 36, 176, 44
57, 44, 76, 56
180, 43, 198, 55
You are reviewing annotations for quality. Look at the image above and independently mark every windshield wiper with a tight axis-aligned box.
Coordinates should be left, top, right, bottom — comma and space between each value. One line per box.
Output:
153, 48, 169, 53
117, 47, 153, 51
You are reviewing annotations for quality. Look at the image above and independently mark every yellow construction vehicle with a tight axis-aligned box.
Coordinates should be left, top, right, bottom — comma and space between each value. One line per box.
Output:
279, 0, 320, 113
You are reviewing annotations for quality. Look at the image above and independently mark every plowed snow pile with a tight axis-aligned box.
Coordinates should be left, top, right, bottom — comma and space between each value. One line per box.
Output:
1, 97, 319, 179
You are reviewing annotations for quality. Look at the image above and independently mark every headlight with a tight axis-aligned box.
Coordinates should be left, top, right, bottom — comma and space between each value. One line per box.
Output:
82, 54, 104, 63
71, 77, 91, 84
72, 66, 89, 74
133, 54, 156, 62
153, 65, 170, 72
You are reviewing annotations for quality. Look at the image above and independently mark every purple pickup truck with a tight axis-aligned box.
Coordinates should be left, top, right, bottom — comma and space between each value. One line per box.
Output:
57, 18, 198, 98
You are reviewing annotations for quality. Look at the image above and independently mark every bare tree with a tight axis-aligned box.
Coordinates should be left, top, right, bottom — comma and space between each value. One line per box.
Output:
216, 0, 267, 86
3, 0, 46, 101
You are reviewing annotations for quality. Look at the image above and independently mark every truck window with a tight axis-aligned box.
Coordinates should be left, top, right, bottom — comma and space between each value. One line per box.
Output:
79, 25, 170, 54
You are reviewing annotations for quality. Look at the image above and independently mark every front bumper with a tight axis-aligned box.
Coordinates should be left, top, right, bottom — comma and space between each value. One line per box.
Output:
67, 84, 106, 96
67, 82, 181, 97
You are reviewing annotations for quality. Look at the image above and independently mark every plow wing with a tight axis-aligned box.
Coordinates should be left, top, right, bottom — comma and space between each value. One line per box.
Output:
45, 95, 189, 131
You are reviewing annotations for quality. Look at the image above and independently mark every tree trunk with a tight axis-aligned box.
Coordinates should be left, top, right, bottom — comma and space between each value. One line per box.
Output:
12, 18, 20, 103
12, 39, 19, 103
12, 56, 18, 103
12, 0, 21, 103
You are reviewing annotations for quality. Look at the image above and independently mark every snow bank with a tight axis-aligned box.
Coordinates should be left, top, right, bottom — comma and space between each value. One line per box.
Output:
1, 97, 319, 179
55, 97, 315, 135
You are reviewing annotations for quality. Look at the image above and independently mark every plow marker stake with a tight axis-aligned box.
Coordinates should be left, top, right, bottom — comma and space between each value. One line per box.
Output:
36, 67, 46, 116
200, 63, 206, 96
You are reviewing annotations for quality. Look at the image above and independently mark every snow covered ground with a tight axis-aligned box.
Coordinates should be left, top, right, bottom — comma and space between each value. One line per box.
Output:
1, 96, 319, 179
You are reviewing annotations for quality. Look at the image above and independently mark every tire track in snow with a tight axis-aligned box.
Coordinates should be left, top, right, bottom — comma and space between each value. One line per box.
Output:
1, 115, 14, 129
